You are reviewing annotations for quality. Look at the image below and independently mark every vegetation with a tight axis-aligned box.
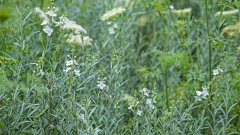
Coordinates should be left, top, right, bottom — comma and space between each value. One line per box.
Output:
0, 0, 240, 134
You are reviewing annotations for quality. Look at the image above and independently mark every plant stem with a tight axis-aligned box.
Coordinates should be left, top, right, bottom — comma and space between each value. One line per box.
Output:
55, 34, 69, 60
165, 64, 169, 109
205, 0, 211, 94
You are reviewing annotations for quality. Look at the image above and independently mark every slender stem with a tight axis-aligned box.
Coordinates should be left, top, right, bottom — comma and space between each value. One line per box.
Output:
55, 34, 69, 60
165, 64, 169, 109
162, 14, 166, 52
205, 0, 211, 93
118, 31, 144, 81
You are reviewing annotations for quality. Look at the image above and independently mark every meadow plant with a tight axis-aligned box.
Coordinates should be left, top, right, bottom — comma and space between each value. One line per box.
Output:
1, 0, 240, 134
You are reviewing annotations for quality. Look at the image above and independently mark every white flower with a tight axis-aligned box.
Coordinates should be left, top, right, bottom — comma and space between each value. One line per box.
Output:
73, 59, 78, 65
149, 104, 155, 110
63, 21, 87, 34
34, 7, 49, 21
171, 8, 192, 15
196, 91, 202, 96
141, 88, 149, 96
218, 68, 223, 72
214, 9, 239, 16
62, 17, 69, 24
113, 23, 117, 28
100, 7, 126, 21
63, 67, 72, 72
97, 81, 106, 90
128, 105, 133, 110
107, 21, 112, 25
51, 17, 55, 23
74, 69, 80, 76
39, 69, 44, 75
46, 10, 57, 17
64, 33, 93, 46
43, 26, 53, 36
59, 16, 64, 21
202, 89, 209, 99
55, 21, 63, 27
144, 91, 149, 96
213, 69, 219, 76
41, 20, 48, 25
169, 5, 174, 9
153, 98, 157, 103
146, 99, 151, 105
202, 86, 207, 91
137, 109, 142, 116
108, 27, 115, 34
66, 60, 73, 66
194, 96, 202, 101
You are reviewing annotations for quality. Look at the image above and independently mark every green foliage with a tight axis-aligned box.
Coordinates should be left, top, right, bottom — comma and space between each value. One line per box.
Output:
0, 0, 240, 134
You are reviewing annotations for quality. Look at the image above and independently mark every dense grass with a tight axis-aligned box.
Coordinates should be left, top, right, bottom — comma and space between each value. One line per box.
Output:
1, 0, 240, 134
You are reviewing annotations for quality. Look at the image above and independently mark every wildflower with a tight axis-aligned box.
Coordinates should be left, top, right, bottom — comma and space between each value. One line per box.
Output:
100, 7, 126, 21
113, 23, 117, 28
202, 90, 209, 99
149, 104, 155, 110
108, 27, 115, 34
134, 15, 148, 27
63, 21, 87, 34
141, 88, 149, 96
74, 69, 80, 76
73, 59, 78, 65
107, 22, 112, 25
66, 60, 73, 66
169, 5, 174, 9
214, 9, 239, 17
196, 91, 202, 96
41, 20, 48, 25
153, 98, 157, 103
213, 69, 219, 76
146, 99, 151, 105
97, 81, 106, 90
39, 69, 44, 75
128, 105, 134, 110
34, 7, 49, 22
194, 96, 202, 101
64, 33, 93, 46
218, 68, 223, 72
43, 26, 53, 36
137, 109, 142, 116
171, 8, 192, 15
46, 10, 57, 17
55, 21, 63, 27
62, 16, 69, 24
63, 67, 72, 72
123, 94, 135, 105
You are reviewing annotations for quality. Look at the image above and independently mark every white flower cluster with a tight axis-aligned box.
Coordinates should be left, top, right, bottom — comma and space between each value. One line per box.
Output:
214, 9, 239, 17
36, 6, 70, 36
213, 68, 223, 76
100, 7, 126, 21
34, 7, 49, 22
64, 33, 93, 46
107, 22, 118, 35
195, 86, 209, 101
63, 59, 80, 76
63, 21, 93, 46
63, 21, 87, 34
171, 7, 192, 15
